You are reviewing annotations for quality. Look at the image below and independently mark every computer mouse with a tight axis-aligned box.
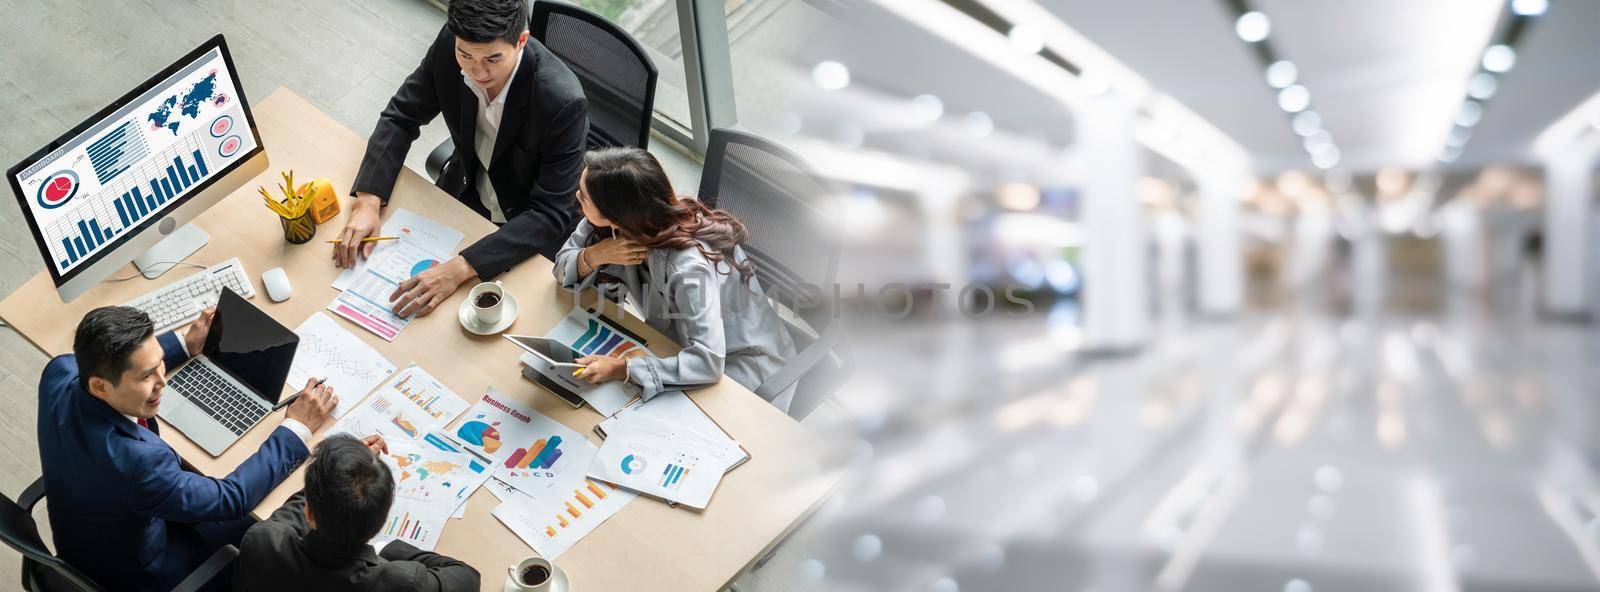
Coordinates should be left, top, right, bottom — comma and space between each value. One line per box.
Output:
262, 267, 292, 302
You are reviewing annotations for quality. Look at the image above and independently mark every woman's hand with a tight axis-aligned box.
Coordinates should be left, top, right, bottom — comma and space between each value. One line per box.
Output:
583, 238, 648, 268
574, 355, 628, 384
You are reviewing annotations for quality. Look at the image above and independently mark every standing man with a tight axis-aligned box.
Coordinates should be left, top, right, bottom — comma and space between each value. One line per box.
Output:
236, 434, 480, 591
340, 0, 589, 317
37, 306, 336, 591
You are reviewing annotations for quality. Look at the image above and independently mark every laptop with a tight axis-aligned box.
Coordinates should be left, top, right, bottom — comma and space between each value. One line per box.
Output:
158, 287, 298, 456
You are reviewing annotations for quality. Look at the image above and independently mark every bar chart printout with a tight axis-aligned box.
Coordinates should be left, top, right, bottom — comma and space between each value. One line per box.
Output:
490, 477, 636, 559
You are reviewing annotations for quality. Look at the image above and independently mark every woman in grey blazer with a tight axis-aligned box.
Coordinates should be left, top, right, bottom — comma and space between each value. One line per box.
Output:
552, 147, 800, 412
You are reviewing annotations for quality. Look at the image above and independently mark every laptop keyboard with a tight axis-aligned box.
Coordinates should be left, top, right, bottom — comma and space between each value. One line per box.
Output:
168, 362, 268, 436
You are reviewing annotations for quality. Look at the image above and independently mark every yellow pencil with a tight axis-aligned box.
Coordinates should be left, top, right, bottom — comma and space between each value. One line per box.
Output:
573, 367, 587, 377
325, 236, 400, 244
261, 196, 290, 218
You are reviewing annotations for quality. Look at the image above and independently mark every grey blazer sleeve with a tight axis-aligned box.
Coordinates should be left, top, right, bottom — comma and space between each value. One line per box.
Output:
626, 255, 726, 399
552, 218, 599, 289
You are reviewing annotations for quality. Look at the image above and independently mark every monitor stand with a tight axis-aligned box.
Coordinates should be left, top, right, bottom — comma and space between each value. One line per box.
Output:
133, 223, 209, 279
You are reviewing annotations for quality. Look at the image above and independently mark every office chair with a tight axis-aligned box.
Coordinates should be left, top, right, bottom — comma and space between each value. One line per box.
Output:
0, 477, 237, 592
699, 128, 852, 419
426, 0, 659, 183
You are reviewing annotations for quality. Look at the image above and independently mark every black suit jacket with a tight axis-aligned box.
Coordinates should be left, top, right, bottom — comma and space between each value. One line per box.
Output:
353, 25, 589, 278
235, 492, 479, 592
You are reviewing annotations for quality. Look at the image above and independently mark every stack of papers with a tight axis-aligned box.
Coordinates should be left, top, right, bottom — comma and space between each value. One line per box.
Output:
491, 475, 635, 560
326, 365, 485, 541
287, 312, 397, 418
595, 390, 748, 472
331, 365, 471, 444
441, 388, 637, 559
586, 411, 745, 509
371, 439, 491, 551
331, 208, 465, 290
328, 209, 463, 341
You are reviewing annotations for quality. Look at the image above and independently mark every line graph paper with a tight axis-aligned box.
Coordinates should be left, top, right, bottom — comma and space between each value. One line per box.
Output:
289, 312, 398, 417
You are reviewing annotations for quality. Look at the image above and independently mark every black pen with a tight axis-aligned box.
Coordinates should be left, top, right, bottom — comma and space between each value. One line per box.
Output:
272, 377, 327, 412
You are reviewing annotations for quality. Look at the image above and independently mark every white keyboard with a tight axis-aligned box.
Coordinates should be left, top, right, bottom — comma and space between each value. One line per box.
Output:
123, 258, 255, 334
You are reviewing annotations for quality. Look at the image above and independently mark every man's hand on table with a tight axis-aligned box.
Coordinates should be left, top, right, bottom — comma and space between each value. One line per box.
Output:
285, 378, 337, 432
361, 435, 388, 455
389, 255, 477, 318
333, 193, 384, 268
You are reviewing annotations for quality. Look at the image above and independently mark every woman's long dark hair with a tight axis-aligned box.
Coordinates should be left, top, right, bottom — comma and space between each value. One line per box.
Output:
582, 147, 756, 285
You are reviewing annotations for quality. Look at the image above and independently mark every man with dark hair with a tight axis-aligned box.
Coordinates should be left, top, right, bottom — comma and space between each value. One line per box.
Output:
236, 434, 479, 591
37, 306, 337, 591
339, 0, 589, 318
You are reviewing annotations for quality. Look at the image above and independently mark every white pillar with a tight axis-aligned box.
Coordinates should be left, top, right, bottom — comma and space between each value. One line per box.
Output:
1079, 99, 1149, 352
1194, 170, 1245, 315
920, 185, 967, 316
1541, 138, 1600, 317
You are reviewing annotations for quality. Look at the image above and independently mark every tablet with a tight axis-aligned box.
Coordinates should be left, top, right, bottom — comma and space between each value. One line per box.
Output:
504, 334, 584, 367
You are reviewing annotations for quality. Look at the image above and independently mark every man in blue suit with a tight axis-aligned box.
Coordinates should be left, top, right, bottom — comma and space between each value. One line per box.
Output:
37, 306, 337, 591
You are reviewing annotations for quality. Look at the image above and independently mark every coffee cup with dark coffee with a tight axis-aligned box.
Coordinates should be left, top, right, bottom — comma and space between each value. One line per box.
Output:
520, 564, 549, 585
468, 281, 505, 327
504, 556, 565, 592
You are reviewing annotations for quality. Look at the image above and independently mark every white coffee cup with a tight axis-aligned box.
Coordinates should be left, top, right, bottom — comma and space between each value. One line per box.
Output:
469, 281, 505, 326
504, 556, 563, 592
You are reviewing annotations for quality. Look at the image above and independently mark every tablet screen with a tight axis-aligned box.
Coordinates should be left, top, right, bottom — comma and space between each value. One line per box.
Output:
504, 335, 581, 365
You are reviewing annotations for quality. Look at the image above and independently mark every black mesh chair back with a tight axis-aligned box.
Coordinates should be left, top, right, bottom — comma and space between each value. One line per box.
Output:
0, 481, 105, 591
699, 129, 840, 329
699, 129, 850, 418
532, 0, 658, 149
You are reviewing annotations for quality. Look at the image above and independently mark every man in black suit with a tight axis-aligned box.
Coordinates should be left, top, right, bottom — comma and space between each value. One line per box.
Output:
338, 0, 588, 317
235, 434, 479, 591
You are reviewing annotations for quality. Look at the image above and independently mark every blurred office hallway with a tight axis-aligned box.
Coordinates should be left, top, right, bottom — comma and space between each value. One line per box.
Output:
727, 1, 1600, 588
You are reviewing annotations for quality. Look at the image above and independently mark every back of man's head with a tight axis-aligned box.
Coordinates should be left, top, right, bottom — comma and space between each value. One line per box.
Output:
73, 306, 155, 393
448, 0, 529, 45
305, 435, 394, 545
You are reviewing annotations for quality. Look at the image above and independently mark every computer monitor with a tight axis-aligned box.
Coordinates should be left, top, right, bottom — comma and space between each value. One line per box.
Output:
6, 34, 267, 302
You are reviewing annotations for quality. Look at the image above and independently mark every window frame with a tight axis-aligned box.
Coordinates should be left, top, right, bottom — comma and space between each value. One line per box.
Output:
661, 0, 737, 156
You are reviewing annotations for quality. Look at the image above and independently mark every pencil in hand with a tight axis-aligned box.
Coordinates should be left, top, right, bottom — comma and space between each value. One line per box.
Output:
325, 236, 399, 244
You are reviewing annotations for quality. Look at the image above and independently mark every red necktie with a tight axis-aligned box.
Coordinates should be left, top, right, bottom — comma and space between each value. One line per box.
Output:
137, 417, 152, 431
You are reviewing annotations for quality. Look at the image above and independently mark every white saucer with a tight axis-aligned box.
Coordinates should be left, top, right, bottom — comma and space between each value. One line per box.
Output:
459, 291, 518, 335
502, 567, 568, 592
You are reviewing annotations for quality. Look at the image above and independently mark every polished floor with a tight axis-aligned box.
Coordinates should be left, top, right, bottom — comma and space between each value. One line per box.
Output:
776, 289, 1600, 592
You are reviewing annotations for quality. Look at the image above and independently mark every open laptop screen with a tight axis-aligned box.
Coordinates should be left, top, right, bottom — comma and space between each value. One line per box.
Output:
204, 287, 296, 403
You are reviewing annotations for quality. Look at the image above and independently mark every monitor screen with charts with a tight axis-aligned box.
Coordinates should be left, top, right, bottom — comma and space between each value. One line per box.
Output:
6, 35, 265, 300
